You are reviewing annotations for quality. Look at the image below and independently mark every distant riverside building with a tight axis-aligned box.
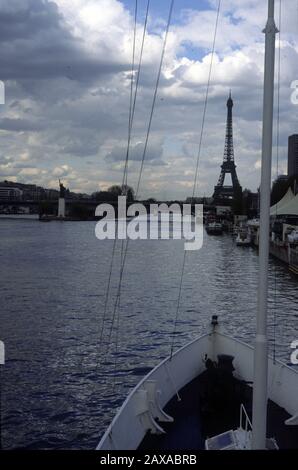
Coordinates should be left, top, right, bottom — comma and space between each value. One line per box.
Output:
22, 184, 45, 200
242, 189, 259, 215
185, 197, 204, 204
0, 181, 60, 200
275, 175, 288, 183
44, 188, 59, 200
0, 180, 89, 202
288, 134, 298, 178
0, 186, 23, 200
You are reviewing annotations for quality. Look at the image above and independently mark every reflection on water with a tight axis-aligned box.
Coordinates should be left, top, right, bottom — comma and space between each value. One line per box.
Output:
1, 219, 298, 449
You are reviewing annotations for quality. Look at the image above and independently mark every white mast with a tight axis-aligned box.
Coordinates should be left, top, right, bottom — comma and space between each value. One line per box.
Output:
252, 0, 278, 449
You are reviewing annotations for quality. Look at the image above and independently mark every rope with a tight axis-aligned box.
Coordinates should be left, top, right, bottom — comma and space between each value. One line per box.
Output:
102, 0, 175, 370
98, 239, 117, 349
135, 0, 174, 197
95, 1, 139, 371
113, 0, 151, 387
125, 0, 138, 182
170, 0, 221, 359
122, 0, 151, 190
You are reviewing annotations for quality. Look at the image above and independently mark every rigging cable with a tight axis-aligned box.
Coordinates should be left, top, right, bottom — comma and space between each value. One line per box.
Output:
170, 0, 222, 359
272, 0, 282, 364
123, 0, 137, 189
135, 0, 174, 197
96, 0, 139, 367
122, 0, 150, 190
114, 0, 151, 388
102, 0, 175, 368
113, 0, 151, 387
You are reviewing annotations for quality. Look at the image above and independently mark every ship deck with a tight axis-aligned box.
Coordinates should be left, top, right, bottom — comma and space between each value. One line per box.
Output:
139, 374, 298, 450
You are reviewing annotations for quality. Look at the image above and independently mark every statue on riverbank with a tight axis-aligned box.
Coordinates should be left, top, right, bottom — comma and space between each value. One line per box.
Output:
59, 180, 66, 198
58, 180, 66, 218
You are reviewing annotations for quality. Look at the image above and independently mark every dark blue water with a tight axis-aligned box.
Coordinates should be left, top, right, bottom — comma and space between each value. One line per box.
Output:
1, 219, 297, 449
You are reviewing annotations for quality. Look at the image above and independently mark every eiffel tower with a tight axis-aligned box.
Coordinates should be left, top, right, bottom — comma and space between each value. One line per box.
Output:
213, 93, 242, 204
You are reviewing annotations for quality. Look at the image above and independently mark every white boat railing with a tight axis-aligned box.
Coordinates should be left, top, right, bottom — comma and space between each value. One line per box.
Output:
240, 403, 252, 433
97, 329, 298, 450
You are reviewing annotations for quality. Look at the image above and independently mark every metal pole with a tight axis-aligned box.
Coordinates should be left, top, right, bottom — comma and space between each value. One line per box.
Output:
252, 0, 277, 449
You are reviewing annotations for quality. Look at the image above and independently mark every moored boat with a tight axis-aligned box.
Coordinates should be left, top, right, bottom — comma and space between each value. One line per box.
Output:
288, 229, 298, 244
236, 227, 252, 246
206, 222, 223, 235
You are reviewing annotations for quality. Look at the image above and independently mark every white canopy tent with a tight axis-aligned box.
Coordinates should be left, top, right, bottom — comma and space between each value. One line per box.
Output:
270, 187, 294, 216
270, 189, 298, 216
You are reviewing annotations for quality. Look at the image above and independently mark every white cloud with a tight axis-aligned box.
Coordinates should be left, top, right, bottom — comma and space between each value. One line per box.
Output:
52, 165, 72, 177
19, 168, 45, 176
0, 0, 298, 198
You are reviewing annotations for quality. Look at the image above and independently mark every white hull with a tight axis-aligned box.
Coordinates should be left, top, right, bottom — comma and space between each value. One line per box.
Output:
236, 229, 252, 246
97, 327, 298, 450
236, 238, 251, 246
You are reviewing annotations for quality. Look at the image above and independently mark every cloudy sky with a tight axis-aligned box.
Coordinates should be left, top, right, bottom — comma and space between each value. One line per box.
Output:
0, 0, 297, 199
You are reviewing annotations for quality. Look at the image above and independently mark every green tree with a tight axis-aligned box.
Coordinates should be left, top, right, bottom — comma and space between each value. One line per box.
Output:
108, 185, 122, 196
108, 184, 135, 202
71, 203, 90, 219
39, 200, 55, 215
145, 197, 157, 203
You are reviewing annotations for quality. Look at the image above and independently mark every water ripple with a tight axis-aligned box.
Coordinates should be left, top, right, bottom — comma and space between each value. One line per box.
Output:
1, 220, 297, 449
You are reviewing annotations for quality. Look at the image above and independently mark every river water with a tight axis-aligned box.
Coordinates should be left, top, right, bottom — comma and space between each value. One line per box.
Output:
1, 219, 298, 449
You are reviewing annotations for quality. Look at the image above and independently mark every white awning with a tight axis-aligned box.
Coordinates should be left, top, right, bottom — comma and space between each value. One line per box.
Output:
271, 189, 298, 216
270, 187, 294, 216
